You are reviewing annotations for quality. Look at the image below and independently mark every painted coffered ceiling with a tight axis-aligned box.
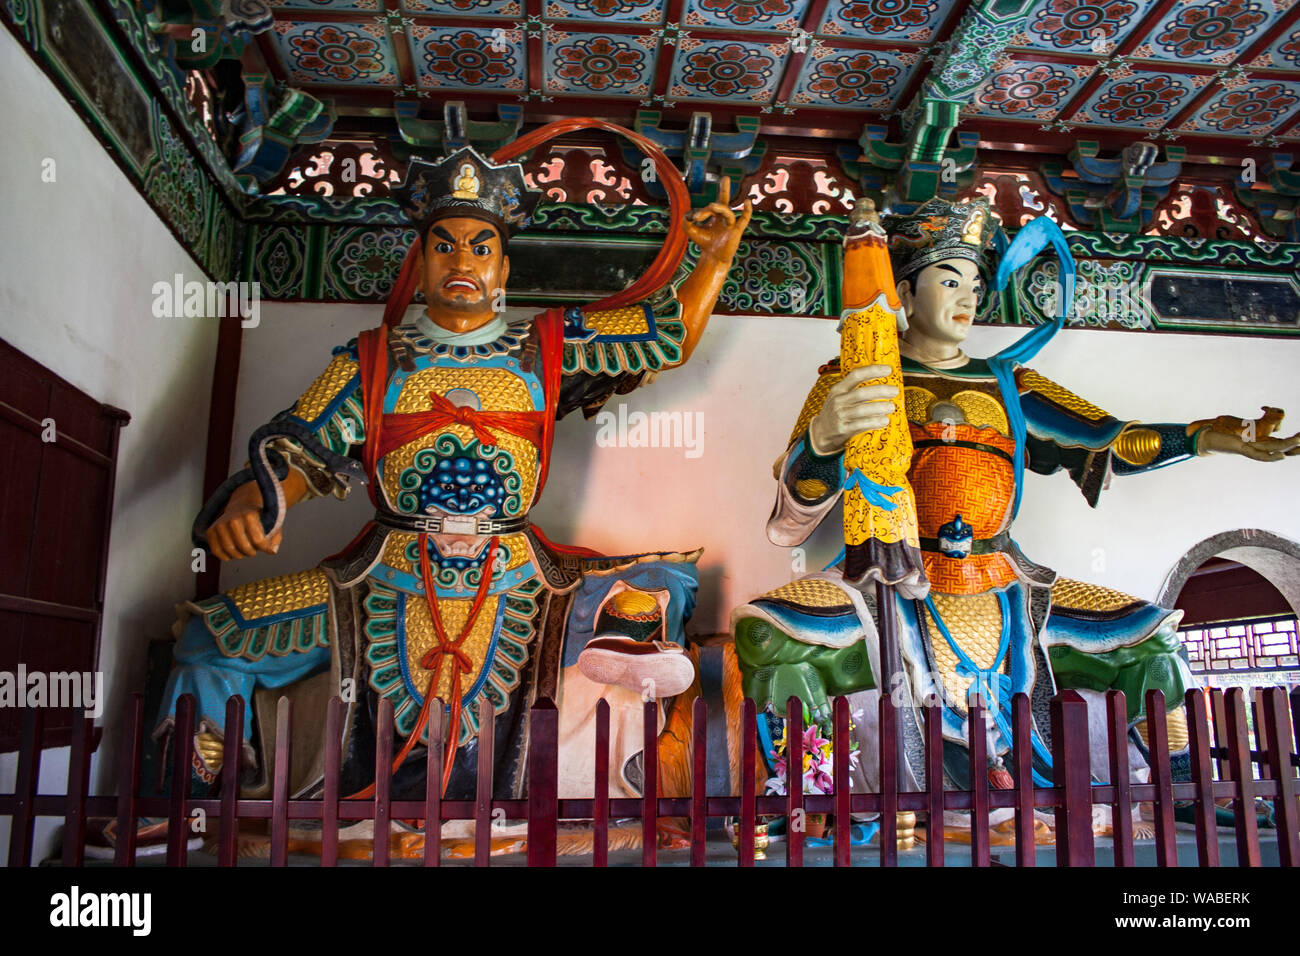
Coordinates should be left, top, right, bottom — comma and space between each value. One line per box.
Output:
224, 0, 1300, 153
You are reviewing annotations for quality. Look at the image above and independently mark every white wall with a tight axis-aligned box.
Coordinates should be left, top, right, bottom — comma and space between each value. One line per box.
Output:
0, 28, 219, 861
224, 303, 1300, 638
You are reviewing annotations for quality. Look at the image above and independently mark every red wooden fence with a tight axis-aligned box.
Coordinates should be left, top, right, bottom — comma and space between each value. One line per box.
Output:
2, 685, 1297, 867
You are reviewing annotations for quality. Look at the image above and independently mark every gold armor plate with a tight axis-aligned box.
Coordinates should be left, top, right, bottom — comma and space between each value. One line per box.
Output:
761, 578, 853, 610
293, 353, 360, 423
381, 366, 540, 511
228, 568, 331, 622
1051, 577, 1142, 613
923, 591, 1005, 711
583, 305, 651, 337
1018, 369, 1110, 421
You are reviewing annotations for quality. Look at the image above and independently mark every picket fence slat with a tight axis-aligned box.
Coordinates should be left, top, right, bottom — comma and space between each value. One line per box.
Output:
323, 696, 342, 868
218, 695, 244, 868
594, 699, 610, 867
271, 696, 291, 868
166, 694, 194, 867
374, 697, 393, 868
1012, 694, 1035, 868
114, 694, 144, 867
1210, 689, 1229, 780
1105, 690, 1134, 867
528, 698, 558, 867
1284, 686, 1294, 775
1261, 687, 1297, 866
1145, 691, 1178, 867
879, 692, 897, 867
926, 699, 945, 867
642, 699, 657, 868
1251, 691, 1270, 781
739, 698, 756, 867
1186, 690, 1220, 867
968, 695, 990, 868
785, 696, 803, 868
691, 697, 707, 868
474, 700, 494, 868
1051, 690, 1094, 867
834, 696, 851, 868
1225, 688, 1261, 866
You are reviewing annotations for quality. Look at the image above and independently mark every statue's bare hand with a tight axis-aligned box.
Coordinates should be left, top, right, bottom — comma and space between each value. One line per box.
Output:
1200, 428, 1300, 461
683, 175, 753, 266
807, 365, 899, 456
205, 482, 283, 561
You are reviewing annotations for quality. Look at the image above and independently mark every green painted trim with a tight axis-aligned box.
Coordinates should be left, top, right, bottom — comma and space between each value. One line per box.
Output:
303, 225, 325, 299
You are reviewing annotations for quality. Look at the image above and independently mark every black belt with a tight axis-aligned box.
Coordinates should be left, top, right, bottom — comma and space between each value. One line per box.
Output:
919, 531, 1011, 556
912, 438, 1016, 464
374, 511, 530, 535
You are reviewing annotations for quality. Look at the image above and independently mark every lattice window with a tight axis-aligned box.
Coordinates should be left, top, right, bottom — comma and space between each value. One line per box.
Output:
1180, 615, 1300, 674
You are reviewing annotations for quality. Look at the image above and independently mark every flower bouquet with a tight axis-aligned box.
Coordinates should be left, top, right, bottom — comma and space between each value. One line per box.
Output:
764, 718, 860, 839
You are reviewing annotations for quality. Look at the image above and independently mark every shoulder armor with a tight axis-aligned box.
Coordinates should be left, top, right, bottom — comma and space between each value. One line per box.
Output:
1015, 367, 1110, 422
563, 303, 658, 343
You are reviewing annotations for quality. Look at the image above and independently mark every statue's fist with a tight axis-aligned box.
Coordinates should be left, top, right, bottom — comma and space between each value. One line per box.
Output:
808, 365, 899, 456
205, 482, 282, 561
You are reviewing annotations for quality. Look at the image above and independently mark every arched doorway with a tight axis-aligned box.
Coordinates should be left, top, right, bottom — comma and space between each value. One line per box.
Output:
1158, 530, 1300, 691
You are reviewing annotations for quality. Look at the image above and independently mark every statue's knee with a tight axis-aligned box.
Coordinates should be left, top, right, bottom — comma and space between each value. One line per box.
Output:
734, 618, 786, 667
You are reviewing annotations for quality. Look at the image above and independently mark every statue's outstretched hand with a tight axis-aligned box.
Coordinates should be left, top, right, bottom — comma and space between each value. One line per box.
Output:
683, 175, 752, 267
205, 481, 283, 561
808, 365, 899, 456
1199, 428, 1300, 461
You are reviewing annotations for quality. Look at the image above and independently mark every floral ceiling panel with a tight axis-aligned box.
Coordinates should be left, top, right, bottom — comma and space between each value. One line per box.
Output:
545, 30, 658, 95
271, 20, 402, 86
546, 0, 671, 24
667, 37, 787, 103
789, 45, 921, 109
682, 0, 814, 31
250, 0, 1300, 145
1070, 70, 1212, 130
411, 25, 528, 92
1178, 76, 1300, 134
1130, 0, 1279, 66
1020, 0, 1161, 54
815, 0, 963, 41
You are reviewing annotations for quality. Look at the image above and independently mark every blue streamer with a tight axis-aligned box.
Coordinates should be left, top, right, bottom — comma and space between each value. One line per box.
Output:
843, 468, 903, 511
986, 215, 1076, 520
